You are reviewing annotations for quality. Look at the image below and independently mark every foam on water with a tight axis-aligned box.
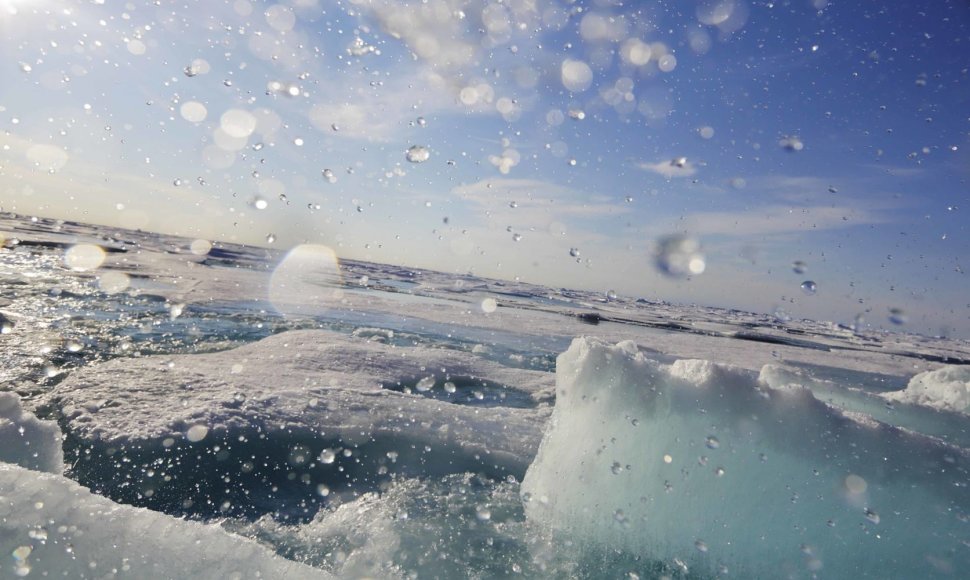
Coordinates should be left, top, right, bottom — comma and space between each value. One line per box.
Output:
521, 337, 969, 578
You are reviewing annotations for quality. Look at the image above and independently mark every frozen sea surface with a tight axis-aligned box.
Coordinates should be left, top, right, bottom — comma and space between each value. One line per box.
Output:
1, 214, 968, 578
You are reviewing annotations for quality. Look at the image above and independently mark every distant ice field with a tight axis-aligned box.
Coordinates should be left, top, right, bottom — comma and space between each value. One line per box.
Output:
1, 215, 967, 578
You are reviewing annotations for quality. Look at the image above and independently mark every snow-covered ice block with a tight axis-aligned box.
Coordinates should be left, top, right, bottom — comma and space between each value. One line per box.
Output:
881, 365, 970, 413
522, 337, 969, 578
0, 392, 63, 474
44, 329, 551, 472
0, 463, 331, 579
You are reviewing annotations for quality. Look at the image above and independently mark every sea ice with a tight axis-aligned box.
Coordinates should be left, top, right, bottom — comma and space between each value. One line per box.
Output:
521, 337, 969, 578
46, 329, 551, 470
881, 364, 970, 413
0, 463, 332, 579
42, 329, 553, 519
0, 392, 63, 474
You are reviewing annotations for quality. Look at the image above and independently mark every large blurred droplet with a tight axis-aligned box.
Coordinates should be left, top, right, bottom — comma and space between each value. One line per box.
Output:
190, 239, 212, 255
653, 235, 705, 277
97, 271, 130, 294
405, 145, 430, 163
800, 280, 817, 295
269, 244, 343, 318
186, 424, 209, 442
64, 244, 105, 271
319, 449, 336, 464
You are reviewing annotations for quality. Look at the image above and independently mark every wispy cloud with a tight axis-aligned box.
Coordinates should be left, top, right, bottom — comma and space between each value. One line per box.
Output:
637, 158, 698, 179
451, 178, 630, 224
678, 204, 892, 238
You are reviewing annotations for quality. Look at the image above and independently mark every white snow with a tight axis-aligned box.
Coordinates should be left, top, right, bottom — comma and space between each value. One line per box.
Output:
0, 463, 332, 579
521, 337, 969, 578
881, 365, 970, 413
0, 392, 63, 474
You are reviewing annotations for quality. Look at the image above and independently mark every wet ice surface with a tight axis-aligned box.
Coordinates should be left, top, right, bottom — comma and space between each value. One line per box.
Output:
1, 214, 969, 578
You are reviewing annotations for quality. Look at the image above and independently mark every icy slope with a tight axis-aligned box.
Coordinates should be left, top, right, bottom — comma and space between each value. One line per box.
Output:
521, 337, 969, 578
0, 396, 331, 579
0, 463, 332, 579
0, 392, 63, 473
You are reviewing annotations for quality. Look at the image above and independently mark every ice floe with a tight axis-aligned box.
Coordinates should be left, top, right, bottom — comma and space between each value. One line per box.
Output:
882, 365, 970, 414
522, 337, 969, 578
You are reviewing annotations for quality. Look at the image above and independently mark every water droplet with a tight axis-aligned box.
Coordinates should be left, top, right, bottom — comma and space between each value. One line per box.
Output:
663, 454, 673, 464
475, 505, 492, 521
173, 178, 183, 186
569, 247, 581, 258
183, 65, 199, 77
481, 298, 497, 313
800, 280, 817, 295
888, 308, 907, 325
186, 424, 208, 442
606, 289, 618, 301
828, 185, 838, 194
416, 376, 435, 392
611, 461, 624, 475
654, 235, 705, 277
322, 168, 336, 183
266, 233, 276, 244
319, 449, 336, 464
405, 145, 430, 163
168, 303, 185, 320
293, 137, 304, 147
252, 143, 264, 151
444, 382, 457, 394
792, 260, 807, 274
695, 539, 708, 553
705, 436, 720, 449
416, 116, 427, 127
508, 201, 518, 208
253, 198, 268, 210
864, 508, 880, 524
671, 156, 688, 168
779, 135, 804, 151
568, 108, 586, 120
512, 233, 522, 242
714, 466, 726, 477
19, 62, 32, 73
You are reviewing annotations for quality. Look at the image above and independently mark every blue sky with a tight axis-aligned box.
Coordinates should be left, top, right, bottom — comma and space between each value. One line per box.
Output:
1, 0, 967, 337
